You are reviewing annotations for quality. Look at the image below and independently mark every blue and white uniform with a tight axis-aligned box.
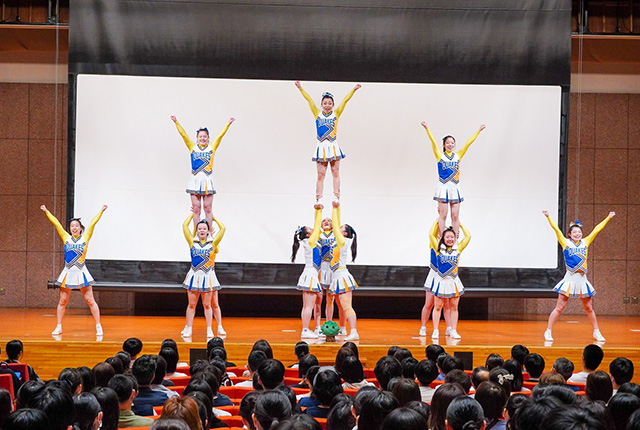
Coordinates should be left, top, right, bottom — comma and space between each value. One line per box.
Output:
316, 231, 338, 288
313, 111, 346, 162
423, 248, 443, 292
56, 235, 95, 289
553, 240, 595, 297
187, 144, 216, 195
295, 239, 323, 293
433, 152, 463, 203
431, 244, 465, 298
183, 239, 221, 292
329, 236, 359, 295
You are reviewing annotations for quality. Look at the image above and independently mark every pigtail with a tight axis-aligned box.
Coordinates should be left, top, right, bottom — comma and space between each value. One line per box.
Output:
291, 231, 301, 263
344, 224, 357, 262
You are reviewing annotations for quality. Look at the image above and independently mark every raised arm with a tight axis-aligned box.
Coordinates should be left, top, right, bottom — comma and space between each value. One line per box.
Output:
458, 224, 471, 253
211, 118, 235, 152
584, 212, 615, 246
543, 211, 568, 248
170, 116, 195, 152
332, 204, 346, 249
428, 220, 440, 251
335, 84, 361, 118
182, 214, 195, 245
295, 82, 320, 117
457, 124, 485, 159
40, 205, 69, 241
211, 218, 226, 248
421, 122, 442, 160
309, 205, 323, 248
83, 205, 108, 242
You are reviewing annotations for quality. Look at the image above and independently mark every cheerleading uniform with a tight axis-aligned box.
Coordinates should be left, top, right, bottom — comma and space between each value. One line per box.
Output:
314, 231, 338, 288
425, 127, 481, 203
545, 215, 611, 298
424, 222, 443, 292
428, 224, 471, 298
45, 209, 104, 289
173, 120, 231, 195
182, 216, 225, 292
327, 206, 359, 295
298, 86, 357, 162
297, 208, 324, 293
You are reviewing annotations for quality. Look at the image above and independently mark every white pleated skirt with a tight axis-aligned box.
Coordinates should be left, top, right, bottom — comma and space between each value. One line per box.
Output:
553, 271, 596, 298
433, 181, 463, 203
296, 268, 323, 293
56, 265, 95, 289
329, 268, 358, 295
312, 141, 346, 163
186, 172, 216, 196
431, 276, 464, 298
183, 269, 221, 292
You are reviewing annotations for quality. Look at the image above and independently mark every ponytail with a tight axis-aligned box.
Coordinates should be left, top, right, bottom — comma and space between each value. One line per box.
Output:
345, 224, 358, 262
291, 226, 309, 263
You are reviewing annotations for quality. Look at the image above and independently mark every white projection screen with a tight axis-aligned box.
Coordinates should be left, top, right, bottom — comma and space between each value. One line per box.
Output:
74, 75, 561, 269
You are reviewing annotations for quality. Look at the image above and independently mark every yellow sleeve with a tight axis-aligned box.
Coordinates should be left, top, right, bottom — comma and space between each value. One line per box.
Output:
211, 122, 232, 152
211, 218, 226, 248
425, 127, 442, 160
298, 87, 320, 117
44, 210, 69, 242
584, 215, 611, 246
335, 87, 357, 118
545, 215, 568, 248
458, 224, 471, 253
83, 209, 105, 243
182, 214, 194, 245
333, 206, 345, 249
456, 129, 481, 159
174, 120, 195, 152
309, 209, 322, 248
428, 221, 439, 252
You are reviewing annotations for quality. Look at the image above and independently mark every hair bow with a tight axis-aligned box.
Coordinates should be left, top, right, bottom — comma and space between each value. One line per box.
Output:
570, 220, 583, 228
497, 373, 514, 385
321, 92, 334, 99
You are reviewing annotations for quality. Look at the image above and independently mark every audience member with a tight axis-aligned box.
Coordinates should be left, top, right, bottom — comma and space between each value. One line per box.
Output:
5, 340, 39, 381
108, 373, 154, 428
373, 356, 402, 391
90, 386, 119, 430
610, 357, 634, 394
415, 359, 439, 403
122, 338, 143, 363
568, 344, 604, 384
131, 355, 168, 414
586, 370, 614, 403
523, 353, 545, 382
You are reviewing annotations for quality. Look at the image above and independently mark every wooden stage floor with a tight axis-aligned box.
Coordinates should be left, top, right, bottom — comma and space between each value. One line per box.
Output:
1, 309, 639, 382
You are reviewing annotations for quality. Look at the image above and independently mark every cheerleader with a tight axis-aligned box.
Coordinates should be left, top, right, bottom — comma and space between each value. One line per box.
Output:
542, 210, 615, 342
419, 220, 452, 337
170, 115, 234, 231
291, 206, 324, 339
429, 224, 471, 339
40, 204, 107, 336
181, 213, 226, 338
326, 201, 360, 341
421, 122, 485, 236
295, 81, 361, 204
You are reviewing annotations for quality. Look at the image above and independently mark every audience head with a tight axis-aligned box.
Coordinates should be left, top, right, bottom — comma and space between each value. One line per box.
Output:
352, 385, 379, 416
122, 338, 143, 359
27, 384, 75, 430
76, 366, 96, 392
248, 350, 269, 375
531, 383, 577, 405
5, 340, 24, 361
415, 359, 439, 387
505, 393, 528, 423
475, 381, 508, 421
273, 384, 298, 413
471, 366, 490, 389
404, 400, 430, 423
239, 391, 262, 430
502, 359, 524, 392
312, 369, 343, 406
305, 366, 320, 390
252, 339, 274, 360
586, 370, 614, 403
513, 397, 562, 430
357, 390, 399, 430
107, 374, 135, 404
341, 341, 359, 358
583, 344, 604, 371
327, 397, 356, 430
445, 397, 485, 430
92, 362, 115, 388
206, 337, 225, 359
485, 353, 504, 371
161, 396, 202, 430
610, 357, 634, 387
489, 368, 512, 394
191, 371, 221, 397
374, 356, 402, 391
390, 377, 421, 406
72, 392, 103, 430
538, 371, 565, 386
426, 344, 446, 363
428, 383, 466, 430
104, 357, 124, 375
184, 390, 214, 430
523, 353, 545, 379
297, 353, 318, 380
257, 359, 285, 390
159, 347, 180, 374
393, 348, 413, 363
387, 346, 400, 356
149, 418, 191, 430
16, 380, 44, 410
294, 341, 309, 360
445, 369, 472, 394
441, 355, 465, 374
628, 409, 640, 430
401, 357, 419, 379
381, 407, 428, 430
510, 344, 530, 367
0, 388, 11, 429
152, 355, 168, 385
59, 367, 83, 394
607, 393, 640, 430
334, 347, 356, 375
552, 357, 575, 381
253, 390, 292, 430
208, 347, 228, 363
131, 354, 157, 386
618, 382, 640, 397
114, 351, 131, 372
3, 408, 49, 430
539, 404, 610, 430
90, 387, 119, 430
340, 355, 365, 384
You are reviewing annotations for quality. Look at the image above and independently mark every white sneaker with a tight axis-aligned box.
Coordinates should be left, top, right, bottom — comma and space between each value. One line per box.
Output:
217, 326, 226, 336
593, 329, 606, 342
445, 327, 453, 336
339, 327, 347, 336
96, 324, 103, 336
544, 329, 554, 341
315, 326, 325, 337
344, 330, 359, 341
449, 329, 461, 339
431, 329, 440, 339
181, 326, 192, 337
52, 325, 62, 335
301, 328, 319, 339
419, 326, 427, 336
206, 327, 214, 338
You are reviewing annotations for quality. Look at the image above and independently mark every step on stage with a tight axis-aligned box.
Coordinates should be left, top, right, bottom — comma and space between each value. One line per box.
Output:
2, 309, 639, 382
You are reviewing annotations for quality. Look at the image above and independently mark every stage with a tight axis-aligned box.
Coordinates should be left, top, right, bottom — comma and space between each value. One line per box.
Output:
2, 309, 639, 382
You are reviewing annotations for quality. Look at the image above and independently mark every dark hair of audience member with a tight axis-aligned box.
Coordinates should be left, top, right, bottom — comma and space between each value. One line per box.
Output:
475, 381, 508, 422
16, 380, 44, 409
341, 341, 359, 358
91, 387, 119, 430
542, 404, 611, 430
335, 347, 356, 375
0, 388, 12, 429
489, 368, 512, 394
415, 359, 439, 386
132, 354, 157, 386
510, 345, 530, 367
441, 355, 465, 374
471, 366, 490, 389
628, 409, 640, 430
257, 359, 285, 390
239, 391, 261, 430
357, 390, 399, 430
209, 358, 230, 387
381, 407, 427, 430
393, 348, 413, 363
272, 413, 322, 430
189, 360, 215, 379
59, 367, 83, 394
586, 370, 614, 403
294, 341, 310, 360
485, 353, 505, 371
339, 356, 366, 384
607, 393, 640, 430
93, 362, 116, 388
5, 340, 24, 361
183, 378, 214, 402
206, 337, 225, 360
610, 358, 635, 387
192, 371, 221, 397
160, 348, 180, 374
391, 377, 421, 406
297, 354, 318, 380
152, 355, 169, 385
105, 356, 124, 375
327, 398, 355, 430
249, 350, 269, 374
523, 353, 545, 379
149, 417, 191, 430
252, 339, 274, 360
538, 371, 565, 387
305, 366, 320, 390
445, 397, 485, 430
531, 383, 578, 405
428, 383, 466, 430
274, 384, 300, 413
311, 369, 343, 406
401, 357, 419, 379
107, 374, 135, 403
253, 372, 263, 391
405, 400, 430, 422
254, 390, 292, 430
436, 353, 449, 373
122, 338, 143, 358
513, 396, 563, 430
115, 351, 132, 372
161, 339, 178, 351
445, 369, 472, 394
76, 366, 96, 393
426, 344, 446, 363
583, 344, 604, 371
161, 396, 202, 430
505, 393, 528, 430
618, 382, 640, 398
3, 408, 49, 430
552, 357, 575, 381
352, 385, 379, 416
28, 383, 75, 430
185, 390, 218, 430
208, 347, 227, 363
72, 392, 102, 430
580, 399, 614, 429
503, 359, 525, 392
373, 356, 402, 391
387, 346, 400, 356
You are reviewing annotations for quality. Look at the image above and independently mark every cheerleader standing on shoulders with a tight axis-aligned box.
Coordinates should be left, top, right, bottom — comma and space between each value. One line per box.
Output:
421, 122, 485, 236
542, 210, 615, 342
295, 81, 361, 204
170, 115, 234, 231
291, 205, 325, 339
181, 213, 226, 338
419, 219, 452, 337
429, 223, 471, 339
327, 201, 360, 341
41, 204, 107, 336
